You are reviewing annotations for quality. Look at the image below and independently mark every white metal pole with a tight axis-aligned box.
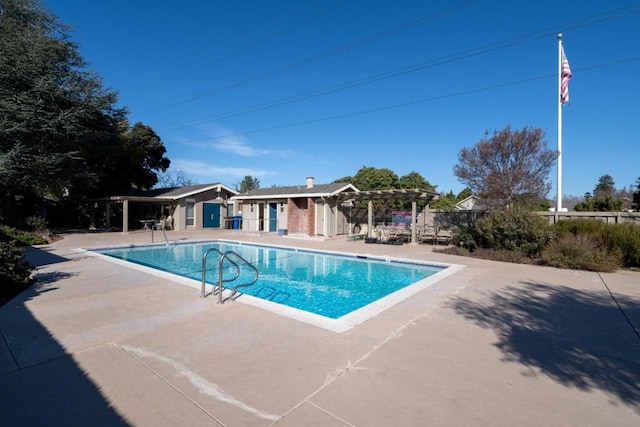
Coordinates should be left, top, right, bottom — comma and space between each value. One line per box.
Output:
556, 33, 563, 213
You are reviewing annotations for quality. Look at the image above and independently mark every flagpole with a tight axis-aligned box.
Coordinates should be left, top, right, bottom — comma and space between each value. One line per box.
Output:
556, 33, 563, 213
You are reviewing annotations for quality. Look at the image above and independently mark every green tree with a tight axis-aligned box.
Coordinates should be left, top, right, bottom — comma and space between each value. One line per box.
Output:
593, 174, 615, 198
633, 177, 640, 211
347, 166, 399, 210
574, 175, 624, 212
396, 171, 435, 210
236, 175, 260, 193
86, 121, 170, 195
333, 175, 353, 184
0, 0, 169, 224
349, 166, 398, 191
126, 123, 170, 190
453, 126, 556, 208
430, 187, 475, 211
430, 190, 458, 210
397, 171, 435, 191
457, 188, 473, 201
1, 0, 122, 220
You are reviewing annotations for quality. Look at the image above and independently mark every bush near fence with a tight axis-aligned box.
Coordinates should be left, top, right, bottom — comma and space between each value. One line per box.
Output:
432, 210, 640, 272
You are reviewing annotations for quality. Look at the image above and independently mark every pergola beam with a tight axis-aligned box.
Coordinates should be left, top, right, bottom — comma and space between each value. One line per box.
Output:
335, 188, 439, 244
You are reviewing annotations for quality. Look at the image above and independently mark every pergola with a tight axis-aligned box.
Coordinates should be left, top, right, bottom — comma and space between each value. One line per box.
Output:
334, 188, 439, 244
90, 195, 170, 232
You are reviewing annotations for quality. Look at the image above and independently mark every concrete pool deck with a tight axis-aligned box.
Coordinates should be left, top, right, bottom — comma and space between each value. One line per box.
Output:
1, 229, 639, 426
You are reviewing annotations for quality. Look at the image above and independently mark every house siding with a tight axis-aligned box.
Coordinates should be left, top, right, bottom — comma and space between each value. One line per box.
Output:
229, 181, 358, 237
173, 188, 234, 231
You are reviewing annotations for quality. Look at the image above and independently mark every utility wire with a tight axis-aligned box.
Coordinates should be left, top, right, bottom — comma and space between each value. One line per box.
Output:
139, 0, 481, 115
138, 0, 349, 93
159, 4, 640, 133
176, 56, 640, 143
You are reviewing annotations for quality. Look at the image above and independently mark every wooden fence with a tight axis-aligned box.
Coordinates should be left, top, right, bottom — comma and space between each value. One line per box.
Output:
350, 208, 640, 232
535, 211, 640, 225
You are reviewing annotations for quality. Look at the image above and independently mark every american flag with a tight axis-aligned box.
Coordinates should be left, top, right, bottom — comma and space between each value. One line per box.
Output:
561, 45, 572, 104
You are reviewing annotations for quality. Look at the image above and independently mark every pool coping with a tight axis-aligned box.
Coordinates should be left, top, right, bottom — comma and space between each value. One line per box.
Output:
80, 239, 464, 333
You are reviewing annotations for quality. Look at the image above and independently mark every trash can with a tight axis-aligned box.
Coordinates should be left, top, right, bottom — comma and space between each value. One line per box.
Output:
232, 215, 242, 229
278, 229, 288, 236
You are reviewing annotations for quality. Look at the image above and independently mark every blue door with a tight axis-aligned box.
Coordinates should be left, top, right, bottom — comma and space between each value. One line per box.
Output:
268, 203, 277, 232
203, 203, 221, 228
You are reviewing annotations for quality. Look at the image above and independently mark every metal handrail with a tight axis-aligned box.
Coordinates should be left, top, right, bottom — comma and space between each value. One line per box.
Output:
218, 251, 259, 304
201, 247, 240, 298
201, 248, 259, 303
151, 223, 172, 246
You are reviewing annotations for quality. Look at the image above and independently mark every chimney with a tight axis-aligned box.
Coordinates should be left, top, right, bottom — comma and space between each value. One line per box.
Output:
306, 176, 314, 188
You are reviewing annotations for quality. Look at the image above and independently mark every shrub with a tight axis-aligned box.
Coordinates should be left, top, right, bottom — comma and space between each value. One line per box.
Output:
26, 215, 49, 233
0, 241, 34, 294
0, 225, 48, 246
474, 208, 553, 257
553, 218, 609, 236
551, 219, 640, 269
542, 233, 622, 272
604, 223, 640, 268
434, 246, 532, 264
453, 226, 477, 252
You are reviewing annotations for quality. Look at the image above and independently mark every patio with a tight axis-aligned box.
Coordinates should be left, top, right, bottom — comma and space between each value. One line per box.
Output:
1, 229, 639, 426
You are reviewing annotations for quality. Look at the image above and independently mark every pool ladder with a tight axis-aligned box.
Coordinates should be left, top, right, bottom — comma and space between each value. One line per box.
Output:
151, 224, 174, 246
201, 248, 259, 304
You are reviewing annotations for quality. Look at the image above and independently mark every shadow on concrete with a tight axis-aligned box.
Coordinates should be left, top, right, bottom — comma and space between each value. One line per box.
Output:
0, 251, 129, 425
24, 245, 70, 267
449, 281, 640, 410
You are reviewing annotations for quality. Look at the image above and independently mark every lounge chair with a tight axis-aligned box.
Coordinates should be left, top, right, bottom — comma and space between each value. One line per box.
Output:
435, 228, 453, 245
348, 223, 369, 241
419, 226, 437, 245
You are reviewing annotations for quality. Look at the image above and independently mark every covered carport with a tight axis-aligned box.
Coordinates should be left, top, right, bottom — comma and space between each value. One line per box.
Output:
89, 195, 171, 233
335, 188, 439, 244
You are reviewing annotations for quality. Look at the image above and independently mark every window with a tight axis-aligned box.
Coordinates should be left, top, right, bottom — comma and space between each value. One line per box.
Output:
186, 199, 195, 227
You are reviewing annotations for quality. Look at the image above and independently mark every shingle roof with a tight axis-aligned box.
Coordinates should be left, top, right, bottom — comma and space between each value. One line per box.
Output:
154, 183, 226, 198
111, 183, 237, 200
234, 182, 355, 199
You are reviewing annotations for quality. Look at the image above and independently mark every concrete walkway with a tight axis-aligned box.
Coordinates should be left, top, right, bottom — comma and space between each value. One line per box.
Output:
1, 229, 639, 426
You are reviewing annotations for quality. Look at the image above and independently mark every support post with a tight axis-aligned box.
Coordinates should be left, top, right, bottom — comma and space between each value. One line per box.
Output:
367, 200, 373, 238
411, 200, 417, 245
122, 200, 128, 233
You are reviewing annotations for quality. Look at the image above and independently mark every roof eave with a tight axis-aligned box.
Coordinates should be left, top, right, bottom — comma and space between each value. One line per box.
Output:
170, 183, 238, 200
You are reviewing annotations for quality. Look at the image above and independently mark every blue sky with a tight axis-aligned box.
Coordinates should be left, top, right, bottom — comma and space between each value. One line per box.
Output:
45, 0, 639, 197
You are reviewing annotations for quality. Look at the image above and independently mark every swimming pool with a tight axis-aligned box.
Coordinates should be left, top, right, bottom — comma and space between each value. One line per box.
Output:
90, 240, 461, 332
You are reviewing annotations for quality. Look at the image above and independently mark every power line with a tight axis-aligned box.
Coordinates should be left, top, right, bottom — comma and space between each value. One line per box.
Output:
159, 4, 640, 133
137, 1, 349, 94
175, 56, 640, 143
139, 0, 481, 115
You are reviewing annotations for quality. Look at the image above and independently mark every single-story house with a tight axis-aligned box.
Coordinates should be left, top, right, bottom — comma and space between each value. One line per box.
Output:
455, 195, 481, 211
230, 177, 358, 237
93, 183, 238, 232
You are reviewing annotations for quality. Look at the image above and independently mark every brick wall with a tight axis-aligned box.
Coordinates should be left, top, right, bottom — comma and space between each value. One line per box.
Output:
287, 197, 316, 236
307, 198, 315, 236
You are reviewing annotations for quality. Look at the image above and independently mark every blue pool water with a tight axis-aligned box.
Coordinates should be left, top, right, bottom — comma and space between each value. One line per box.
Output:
96, 241, 446, 319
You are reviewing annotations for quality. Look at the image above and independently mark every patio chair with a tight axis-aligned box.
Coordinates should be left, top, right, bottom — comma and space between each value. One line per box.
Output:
348, 223, 369, 241
435, 228, 453, 245
154, 215, 173, 230
419, 226, 437, 245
